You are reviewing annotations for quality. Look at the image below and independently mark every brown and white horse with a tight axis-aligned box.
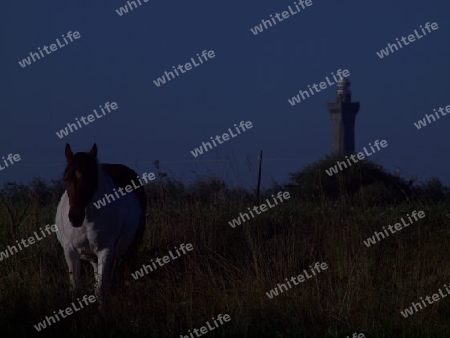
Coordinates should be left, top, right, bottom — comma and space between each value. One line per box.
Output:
55, 143, 146, 308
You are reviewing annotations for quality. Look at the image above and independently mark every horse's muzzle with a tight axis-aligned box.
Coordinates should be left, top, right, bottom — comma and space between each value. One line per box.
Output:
68, 210, 85, 227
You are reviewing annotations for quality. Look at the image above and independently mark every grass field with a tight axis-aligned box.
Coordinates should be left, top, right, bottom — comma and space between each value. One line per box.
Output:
1, 171, 450, 337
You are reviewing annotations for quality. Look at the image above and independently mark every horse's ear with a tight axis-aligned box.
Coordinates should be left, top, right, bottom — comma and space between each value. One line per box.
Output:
89, 143, 97, 158
65, 144, 74, 162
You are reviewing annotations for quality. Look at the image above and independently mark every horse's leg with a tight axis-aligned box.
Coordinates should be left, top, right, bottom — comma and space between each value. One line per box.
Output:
64, 248, 81, 300
123, 214, 146, 280
90, 260, 100, 297
96, 247, 114, 309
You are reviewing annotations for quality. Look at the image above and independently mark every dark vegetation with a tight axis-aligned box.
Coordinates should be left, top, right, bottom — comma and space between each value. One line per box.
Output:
1, 157, 450, 337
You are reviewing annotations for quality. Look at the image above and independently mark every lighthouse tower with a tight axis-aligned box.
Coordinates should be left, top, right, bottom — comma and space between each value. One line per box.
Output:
327, 78, 360, 156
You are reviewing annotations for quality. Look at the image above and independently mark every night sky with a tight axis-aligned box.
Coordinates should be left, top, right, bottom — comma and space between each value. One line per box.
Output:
1, 0, 449, 190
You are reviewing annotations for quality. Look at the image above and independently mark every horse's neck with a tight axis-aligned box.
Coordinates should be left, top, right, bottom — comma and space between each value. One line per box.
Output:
95, 163, 112, 196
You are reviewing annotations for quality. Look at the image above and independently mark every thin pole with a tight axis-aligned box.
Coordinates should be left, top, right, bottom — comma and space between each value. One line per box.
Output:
256, 150, 263, 205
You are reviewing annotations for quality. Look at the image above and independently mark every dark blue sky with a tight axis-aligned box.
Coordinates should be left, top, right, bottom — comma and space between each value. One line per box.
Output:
1, 0, 449, 190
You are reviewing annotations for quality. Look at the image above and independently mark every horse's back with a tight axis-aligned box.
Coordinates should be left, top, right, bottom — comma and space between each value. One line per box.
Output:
101, 163, 147, 214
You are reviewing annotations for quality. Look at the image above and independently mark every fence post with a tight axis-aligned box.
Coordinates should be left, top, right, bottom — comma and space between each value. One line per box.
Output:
256, 150, 263, 205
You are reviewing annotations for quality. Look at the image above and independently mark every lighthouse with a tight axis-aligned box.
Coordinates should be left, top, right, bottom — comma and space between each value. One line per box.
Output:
327, 77, 360, 156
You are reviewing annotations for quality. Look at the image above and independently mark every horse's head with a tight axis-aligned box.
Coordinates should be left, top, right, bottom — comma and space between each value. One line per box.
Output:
63, 143, 99, 227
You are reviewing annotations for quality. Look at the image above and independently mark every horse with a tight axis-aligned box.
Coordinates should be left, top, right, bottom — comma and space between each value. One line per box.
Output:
55, 143, 146, 308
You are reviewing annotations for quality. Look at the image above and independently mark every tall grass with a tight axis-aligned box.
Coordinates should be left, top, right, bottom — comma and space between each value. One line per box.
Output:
0, 173, 449, 337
